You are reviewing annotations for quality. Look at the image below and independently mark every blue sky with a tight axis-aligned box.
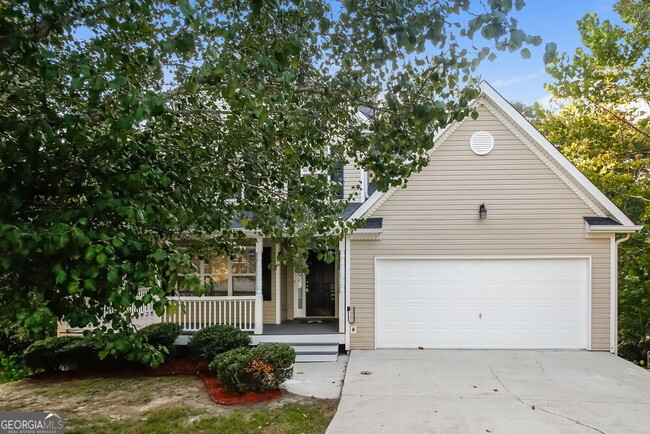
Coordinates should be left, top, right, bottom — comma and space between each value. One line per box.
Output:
476, 0, 621, 106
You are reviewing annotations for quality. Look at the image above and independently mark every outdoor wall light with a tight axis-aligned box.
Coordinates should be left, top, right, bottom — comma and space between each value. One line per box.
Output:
479, 203, 487, 219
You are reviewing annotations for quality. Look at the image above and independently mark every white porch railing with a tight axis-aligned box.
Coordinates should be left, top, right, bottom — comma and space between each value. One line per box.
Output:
129, 288, 158, 328
163, 296, 257, 332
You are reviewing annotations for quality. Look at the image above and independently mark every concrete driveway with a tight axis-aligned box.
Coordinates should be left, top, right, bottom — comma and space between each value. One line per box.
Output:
327, 350, 650, 434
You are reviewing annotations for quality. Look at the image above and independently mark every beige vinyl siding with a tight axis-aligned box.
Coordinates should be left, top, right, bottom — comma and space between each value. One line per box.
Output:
343, 161, 363, 202
280, 263, 289, 321
489, 101, 612, 218
350, 100, 611, 351
285, 263, 295, 320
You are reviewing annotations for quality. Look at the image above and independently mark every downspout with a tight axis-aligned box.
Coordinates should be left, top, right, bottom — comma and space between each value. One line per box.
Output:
611, 234, 632, 354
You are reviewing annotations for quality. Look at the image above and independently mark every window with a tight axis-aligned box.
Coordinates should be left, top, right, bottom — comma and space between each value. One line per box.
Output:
179, 247, 258, 297
231, 248, 256, 296
332, 162, 344, 199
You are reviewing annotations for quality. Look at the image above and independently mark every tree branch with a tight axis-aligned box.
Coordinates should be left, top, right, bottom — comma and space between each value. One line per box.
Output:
589, 99, 650, 139
0, 0, 126, 53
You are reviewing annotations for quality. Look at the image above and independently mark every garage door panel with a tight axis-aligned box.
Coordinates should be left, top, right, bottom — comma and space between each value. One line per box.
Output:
375, 258, 589, 349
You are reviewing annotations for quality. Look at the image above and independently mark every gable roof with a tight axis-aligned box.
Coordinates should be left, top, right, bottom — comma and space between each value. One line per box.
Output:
349, 81, 640, 231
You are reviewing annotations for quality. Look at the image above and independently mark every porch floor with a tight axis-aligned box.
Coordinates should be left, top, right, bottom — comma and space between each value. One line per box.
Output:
263, 319, 339, 335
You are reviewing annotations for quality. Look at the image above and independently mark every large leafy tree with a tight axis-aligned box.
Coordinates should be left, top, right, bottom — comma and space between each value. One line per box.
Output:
538, 0, 649, 362
0, 0, 545, 363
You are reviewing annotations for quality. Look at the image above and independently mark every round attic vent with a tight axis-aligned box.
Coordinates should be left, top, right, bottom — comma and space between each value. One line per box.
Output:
469, 131, 494, 155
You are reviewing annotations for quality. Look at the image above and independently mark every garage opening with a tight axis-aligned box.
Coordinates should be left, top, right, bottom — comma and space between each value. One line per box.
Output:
375, 257, 590, 349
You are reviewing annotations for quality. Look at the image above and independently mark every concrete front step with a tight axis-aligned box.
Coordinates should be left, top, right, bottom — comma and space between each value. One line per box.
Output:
291, 344, 339, 353
269, 342, 340, 363
296, 352, 339, 362
175, 333, 341, 362
252, 333, 344, 345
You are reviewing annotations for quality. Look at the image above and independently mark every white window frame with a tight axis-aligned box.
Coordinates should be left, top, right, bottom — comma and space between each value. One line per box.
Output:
189, 247, 257, 296
360, 167, 369, 199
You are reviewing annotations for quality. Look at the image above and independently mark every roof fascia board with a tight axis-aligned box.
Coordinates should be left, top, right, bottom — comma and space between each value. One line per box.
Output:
587, 224, 643, 233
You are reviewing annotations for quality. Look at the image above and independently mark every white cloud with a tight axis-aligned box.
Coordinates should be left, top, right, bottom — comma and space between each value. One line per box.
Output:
493, 71, 543, 87
536, 93, 565, 112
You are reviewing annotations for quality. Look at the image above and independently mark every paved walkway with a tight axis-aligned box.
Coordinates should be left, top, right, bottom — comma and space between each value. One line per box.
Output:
327, 350, 650, 433
285, 354, 348, 400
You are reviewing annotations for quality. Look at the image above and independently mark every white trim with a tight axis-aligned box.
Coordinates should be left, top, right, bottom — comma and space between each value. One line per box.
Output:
360, 168, 368, 200
347, 189, 383, 220
275, 243, 281, 325
338, 239, 346, 334
373, 255, 592, 350
293, 269, 306, 318
611, 234, 632, 354
375, 254, 593, 260
587, 224, 643, 234
345, 235, 351, 351
349, 229, 382, 240
479, 82, 636, 226
254, 237, 263, 334
610, 235, 617, 354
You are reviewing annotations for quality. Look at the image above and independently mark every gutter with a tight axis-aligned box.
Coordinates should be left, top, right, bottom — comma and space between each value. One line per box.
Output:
587, 224, 643, 234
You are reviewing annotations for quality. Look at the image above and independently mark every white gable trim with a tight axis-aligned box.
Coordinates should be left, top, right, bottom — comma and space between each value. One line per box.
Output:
479, 82, 635, 226
350, 81, 637, 228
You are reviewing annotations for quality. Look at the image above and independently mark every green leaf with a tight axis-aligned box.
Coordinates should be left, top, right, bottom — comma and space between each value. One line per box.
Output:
152, 249, 166, 262
68, 281, 80, 294
96, 253, 108, 266
107, 268, 120, 284
520, 48, 531, 59
543, 42, 557, 64
53, 264, 67, 284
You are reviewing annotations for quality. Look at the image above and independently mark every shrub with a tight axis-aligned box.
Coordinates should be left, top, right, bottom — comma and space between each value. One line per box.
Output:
188, 325, 251, 361
618, 337, 650, 366
137, 323, 182, 352
209, 343, 296, 393
0, 322, 34, 356
23, 336, 96, 372
0, 351, 25, 382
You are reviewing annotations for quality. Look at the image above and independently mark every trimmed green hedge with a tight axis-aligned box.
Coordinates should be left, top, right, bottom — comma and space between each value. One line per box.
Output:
137, 323, 182, 352
209, 343, 295, 393
23, 336, 96, 372
188, 325, 251, 361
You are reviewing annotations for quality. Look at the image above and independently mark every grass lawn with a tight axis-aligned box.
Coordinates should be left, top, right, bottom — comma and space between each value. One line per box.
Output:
0, 375, 338, 433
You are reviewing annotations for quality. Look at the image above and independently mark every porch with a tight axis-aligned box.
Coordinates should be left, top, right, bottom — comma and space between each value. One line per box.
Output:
155, 237, 347, 336
146, 237, 345, 361
60, 237, 347, 361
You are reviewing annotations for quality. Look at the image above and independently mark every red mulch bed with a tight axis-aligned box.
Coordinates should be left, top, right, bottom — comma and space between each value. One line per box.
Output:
202, 376, 283, 405
149, 359, 283, 405
28, 357, 283, 406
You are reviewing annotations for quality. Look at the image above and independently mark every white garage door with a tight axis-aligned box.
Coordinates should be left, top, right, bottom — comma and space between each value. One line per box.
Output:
375, 258, 590, 349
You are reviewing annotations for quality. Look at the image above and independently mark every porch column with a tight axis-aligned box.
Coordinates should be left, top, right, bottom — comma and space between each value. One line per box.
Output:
338, 238, 346, 333
254, 237, 263, 334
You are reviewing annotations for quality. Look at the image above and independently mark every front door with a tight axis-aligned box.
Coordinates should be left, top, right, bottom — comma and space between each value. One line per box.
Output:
305, 251, 336, 316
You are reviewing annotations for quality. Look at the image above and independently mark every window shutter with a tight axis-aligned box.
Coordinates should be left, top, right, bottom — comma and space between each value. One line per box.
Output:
262, 247, 272, 301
